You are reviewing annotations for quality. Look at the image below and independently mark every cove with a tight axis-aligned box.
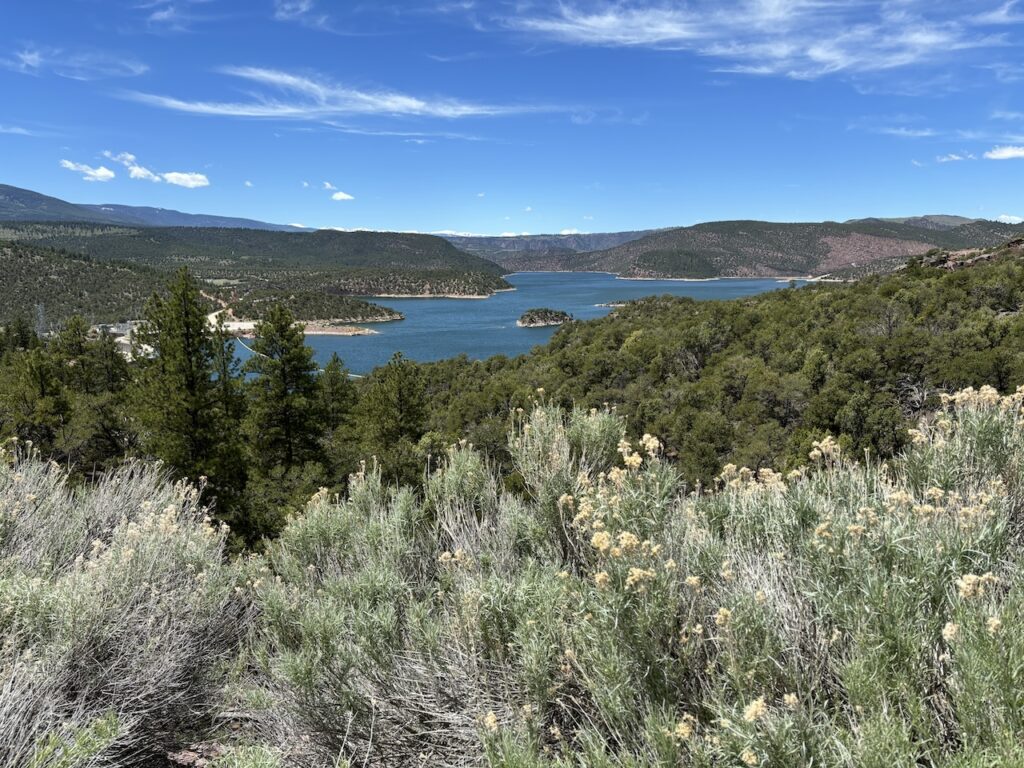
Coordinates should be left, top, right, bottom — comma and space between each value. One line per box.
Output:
240, 272, 804, 375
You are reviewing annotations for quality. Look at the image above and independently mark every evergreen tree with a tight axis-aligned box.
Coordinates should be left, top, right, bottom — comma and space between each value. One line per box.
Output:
357, 352, 427, 484
241, 304, 325, 539
319, 353, 356, 433
318, 352, 359, 482
131, 269, 243, 515
242, 304, 322, 472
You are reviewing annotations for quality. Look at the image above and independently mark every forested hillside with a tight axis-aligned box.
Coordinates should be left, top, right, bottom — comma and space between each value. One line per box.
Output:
534, 219, 1024, 278
0, 240, 165, 323
2, 222, 505, 274
420, 248, 1024, 482
0, 222, 512, 319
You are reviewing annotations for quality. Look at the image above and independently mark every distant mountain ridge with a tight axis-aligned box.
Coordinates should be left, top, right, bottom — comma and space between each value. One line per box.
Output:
443, 231, 659, 268
0, 184, 302, 231
496, 218, 1024, 278
3, 183, 1019, 279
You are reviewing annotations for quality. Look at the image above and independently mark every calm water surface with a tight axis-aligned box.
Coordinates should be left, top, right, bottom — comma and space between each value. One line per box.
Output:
243, 272, 801, 375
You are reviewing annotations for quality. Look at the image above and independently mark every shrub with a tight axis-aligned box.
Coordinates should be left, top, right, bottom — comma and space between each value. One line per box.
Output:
0, 453, 250, 767
251, 389, 1024, 767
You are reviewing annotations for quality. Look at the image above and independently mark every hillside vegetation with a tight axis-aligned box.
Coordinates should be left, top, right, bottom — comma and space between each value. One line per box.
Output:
532, 219, 1024, 278
445, 230, 656, 269
1, 223, 505, 274
420, 249, 1024, 484
5, 393, 1024, 766
0, 240, 166, 324
0, 222, 511, 322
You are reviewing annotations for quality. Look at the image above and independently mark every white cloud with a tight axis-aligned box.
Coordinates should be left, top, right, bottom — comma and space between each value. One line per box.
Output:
288, 222, 309, 228
125, 66, 541, 121
911, 159, 925, 167
60, 159, 115, 182
323, 181, 337, 190
244, 180, 254, 187
103, 150, 161, 182
524, 205, 533, 212
162, 171, 210, 188
936, 152, 975, 162
4, 46, 147, 80
0, 125, 34, 136
876, 127, 937, 138
985, 145, 1024, 159
996, 213, 1024, 223
560, 228, 582, 235
477, 192, 486, 197
103, 150, 208, 186
506, 3, 1006, 81
583, 215, 594, 220
331, 190, 355, 201
992, 109, 1024, 120
302, 180, 310, 187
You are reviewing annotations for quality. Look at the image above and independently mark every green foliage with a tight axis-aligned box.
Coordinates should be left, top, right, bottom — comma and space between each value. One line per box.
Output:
518, 308, 573, 326
247, 393, 1024, 766
230, 290, 402, 323
0, 457, 248, 766
423, 254, 1024, 485
131, 268, 246, 525
0, 240, 165, 325
356, 352, 428, 485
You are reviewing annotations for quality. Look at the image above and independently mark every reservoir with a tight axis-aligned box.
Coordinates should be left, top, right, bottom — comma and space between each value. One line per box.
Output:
243, 272, 803, 374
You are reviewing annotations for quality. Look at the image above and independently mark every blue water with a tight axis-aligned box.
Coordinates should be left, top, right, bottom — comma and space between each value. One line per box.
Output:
243, 272, 802, 375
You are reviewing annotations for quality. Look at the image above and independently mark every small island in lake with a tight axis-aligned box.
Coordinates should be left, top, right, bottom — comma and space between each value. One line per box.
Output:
517, 307, 573, 328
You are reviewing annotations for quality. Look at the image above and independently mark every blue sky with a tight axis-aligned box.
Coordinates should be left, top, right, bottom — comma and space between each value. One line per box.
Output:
2, 1, 1024, 234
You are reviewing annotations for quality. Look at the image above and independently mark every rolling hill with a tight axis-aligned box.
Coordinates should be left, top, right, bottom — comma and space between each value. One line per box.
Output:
0, 240, 166, 324
443, 230, 657, 270
0, 223, 505, 274
539, 218, 1024, 278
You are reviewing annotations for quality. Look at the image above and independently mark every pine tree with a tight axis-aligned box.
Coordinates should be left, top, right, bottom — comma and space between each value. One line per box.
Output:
357, 351, 427, 484
242, 304, 322, 473
131, 269, 243, 509
241, 304, 325, 538
319, 353, 355, 431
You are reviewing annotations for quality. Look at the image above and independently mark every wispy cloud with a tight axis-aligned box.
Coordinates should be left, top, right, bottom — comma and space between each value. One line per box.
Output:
936, 152, 975, 162
60, 159, 115, 182
272, 0, 334, 31
323, 181, 337, 190
0, 125, 36, 136
3, 45, 147, 80
102, 150, 210, 187
985, 144, 1024, 159
123, 66, 544, 121
503, 2, 1007, 81
973, 1, 1024, 25
876, 126, 937, 138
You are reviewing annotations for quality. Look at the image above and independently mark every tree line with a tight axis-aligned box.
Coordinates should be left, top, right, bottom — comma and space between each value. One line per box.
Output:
0, 268, 429, 545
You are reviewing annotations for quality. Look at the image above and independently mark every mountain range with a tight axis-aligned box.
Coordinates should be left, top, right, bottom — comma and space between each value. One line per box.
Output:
3, 183, 1022, 279
0, 184, 302, 231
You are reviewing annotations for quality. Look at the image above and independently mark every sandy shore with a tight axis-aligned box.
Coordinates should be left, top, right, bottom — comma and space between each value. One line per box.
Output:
302, 323, 378, 336
372, 293, 492, 299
